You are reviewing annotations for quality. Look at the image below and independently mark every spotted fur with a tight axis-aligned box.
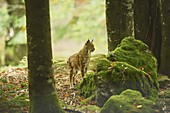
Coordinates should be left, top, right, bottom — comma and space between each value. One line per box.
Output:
67, 39, 95, 89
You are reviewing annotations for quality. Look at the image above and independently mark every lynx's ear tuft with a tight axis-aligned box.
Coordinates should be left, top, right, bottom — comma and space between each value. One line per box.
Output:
91, 39, 94, 42
85, 39, 90, 45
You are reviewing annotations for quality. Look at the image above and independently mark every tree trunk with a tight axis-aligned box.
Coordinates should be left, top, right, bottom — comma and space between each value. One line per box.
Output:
134, 0, 162, 67
25, 0, 64, 113
106, 0, 134, 51
134, 0, 150, 42
159, 0, 170, 77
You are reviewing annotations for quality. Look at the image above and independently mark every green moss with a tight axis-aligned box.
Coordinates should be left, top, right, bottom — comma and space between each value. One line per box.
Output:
157, 74, 170, 88
80, 95, 95, 105
5, 44, 27, 65
102, 61, 158, 100
89, 54, 106, 71
0, 93, 29, 113
100, 89, 158, 113
81, 37, 159, 106
80, 72, 97, 97
107, 37, 158, 84
105, 37, 159, 99
78, 105, 100, 113
96, 58, 111, 72
159, 89, 170, 98
30, 94, 64, 113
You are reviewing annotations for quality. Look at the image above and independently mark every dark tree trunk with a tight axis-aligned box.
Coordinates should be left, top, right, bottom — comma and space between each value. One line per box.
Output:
134, 0, 162, 67
106, 0, 134, 51
134, 0, 150, 42
25, 0, 64, 113
159, 0, 170, 77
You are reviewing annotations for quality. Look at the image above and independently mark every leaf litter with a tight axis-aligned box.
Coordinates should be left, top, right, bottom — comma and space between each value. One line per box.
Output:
1, 59, 170, 113
0, 60, 99, 113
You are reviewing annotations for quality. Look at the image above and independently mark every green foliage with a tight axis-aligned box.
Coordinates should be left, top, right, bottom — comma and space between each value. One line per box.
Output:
18, 56, 28, 68
0, 5, 10, 36
7, 15, 26, 45
51, 0, 106, 43
0, 5, 26, 45
5, 44, 27, 65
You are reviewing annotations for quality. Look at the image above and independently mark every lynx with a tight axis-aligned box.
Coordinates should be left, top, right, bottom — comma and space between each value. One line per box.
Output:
67, 39, 95, 89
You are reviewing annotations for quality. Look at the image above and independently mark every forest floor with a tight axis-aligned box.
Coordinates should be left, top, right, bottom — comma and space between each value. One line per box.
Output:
0, 58, 100, 113
0, 58, 170, 113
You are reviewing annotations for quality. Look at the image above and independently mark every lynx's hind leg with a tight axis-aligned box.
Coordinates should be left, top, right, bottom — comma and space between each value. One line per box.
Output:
69, 67, 74, 89
70, 67, 78, 89
73, 69, 78, 85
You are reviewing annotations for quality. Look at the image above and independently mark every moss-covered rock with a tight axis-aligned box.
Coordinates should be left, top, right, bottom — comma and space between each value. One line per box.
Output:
80, 37, 159, 107
100, 89, 160, 113
157, 74, 170, 89
89, 54, 106, 72
96, 58, 111, 72
96, 61, 158, 106
80, 72, 97, 97
107, 37, 158, 88
109, 61, 157, 96
77, 105, 100, 113
79, 54, 107, 97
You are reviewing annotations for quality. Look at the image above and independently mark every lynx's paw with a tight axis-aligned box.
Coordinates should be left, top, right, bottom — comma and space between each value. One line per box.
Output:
70, 83, 74, 89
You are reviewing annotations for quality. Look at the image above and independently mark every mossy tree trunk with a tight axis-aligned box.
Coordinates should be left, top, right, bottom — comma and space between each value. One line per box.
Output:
159, 0, 170, 77
106, 0, 134, 51
134, 0, 162, 67
25, 0, 64, 113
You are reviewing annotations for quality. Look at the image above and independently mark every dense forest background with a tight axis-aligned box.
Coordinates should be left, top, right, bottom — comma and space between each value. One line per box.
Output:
1, 0, 170, 113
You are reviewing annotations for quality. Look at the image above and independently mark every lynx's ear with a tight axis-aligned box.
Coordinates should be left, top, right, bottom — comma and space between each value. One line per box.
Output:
85, 39, 90, 45
91, 39, 94, 42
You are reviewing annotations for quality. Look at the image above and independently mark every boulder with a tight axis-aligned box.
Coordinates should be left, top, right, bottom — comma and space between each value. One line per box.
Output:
80, 37, 159, 107
80, 72, 97, 97
96, 60, 158, 106
107, 37, 158, 87
100, 89, 160, 113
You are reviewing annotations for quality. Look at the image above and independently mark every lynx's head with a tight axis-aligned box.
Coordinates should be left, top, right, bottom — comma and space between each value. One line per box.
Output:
85, 39, 95, 52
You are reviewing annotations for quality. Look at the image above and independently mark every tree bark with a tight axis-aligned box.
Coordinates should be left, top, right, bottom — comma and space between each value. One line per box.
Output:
25, 0, 64, 112
106, 0, 134, 51
134, 0, 162, 67
159, 0, 170, 77
134, 0, 150, 42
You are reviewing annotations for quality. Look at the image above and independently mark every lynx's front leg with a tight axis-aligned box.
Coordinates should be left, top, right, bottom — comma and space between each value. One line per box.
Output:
84, 62, 89, 74
80, 64, 85, 78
